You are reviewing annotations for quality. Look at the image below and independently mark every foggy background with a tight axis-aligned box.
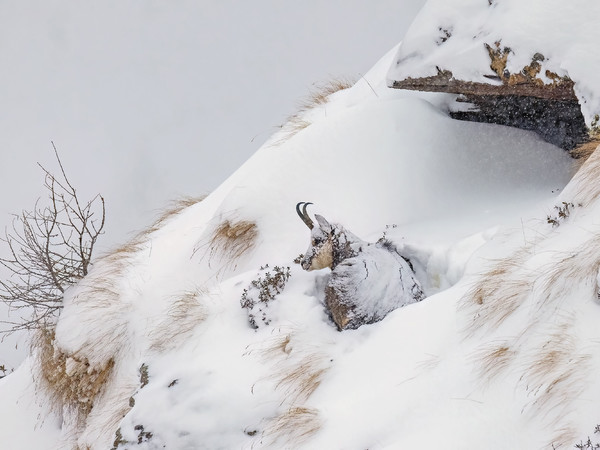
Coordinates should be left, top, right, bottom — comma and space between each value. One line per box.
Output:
0, 1, 425, 368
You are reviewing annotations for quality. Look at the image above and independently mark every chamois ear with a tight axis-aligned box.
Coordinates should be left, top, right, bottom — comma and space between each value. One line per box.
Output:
314, 214, 332, 233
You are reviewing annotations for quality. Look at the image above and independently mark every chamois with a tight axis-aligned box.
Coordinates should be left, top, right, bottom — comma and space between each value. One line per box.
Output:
296, 202, 425, 330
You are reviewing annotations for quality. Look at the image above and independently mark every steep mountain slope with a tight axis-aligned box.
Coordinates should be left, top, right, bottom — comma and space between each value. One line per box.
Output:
2, 8, 600, 450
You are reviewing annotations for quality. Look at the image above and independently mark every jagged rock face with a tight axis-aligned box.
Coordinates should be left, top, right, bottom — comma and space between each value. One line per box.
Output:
391, 27, 589, 150
451, 94, 588, 150
390, 49, 588, 151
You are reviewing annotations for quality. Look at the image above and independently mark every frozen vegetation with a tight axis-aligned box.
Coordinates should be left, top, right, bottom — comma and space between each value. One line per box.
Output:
1, 1, 600, 449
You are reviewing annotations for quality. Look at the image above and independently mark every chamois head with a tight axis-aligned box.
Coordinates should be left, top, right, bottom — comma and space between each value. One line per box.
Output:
296, 202, 335, 271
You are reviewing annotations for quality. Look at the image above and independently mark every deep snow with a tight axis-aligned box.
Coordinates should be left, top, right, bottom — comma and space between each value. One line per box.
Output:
2, 3, 600, 450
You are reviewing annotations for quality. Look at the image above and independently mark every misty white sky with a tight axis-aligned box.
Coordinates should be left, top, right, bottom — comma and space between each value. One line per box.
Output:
0, 1, 426, 248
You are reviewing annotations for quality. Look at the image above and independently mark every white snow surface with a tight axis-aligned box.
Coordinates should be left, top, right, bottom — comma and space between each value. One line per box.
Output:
388, 0, 600, 125
3, 17, 600, 450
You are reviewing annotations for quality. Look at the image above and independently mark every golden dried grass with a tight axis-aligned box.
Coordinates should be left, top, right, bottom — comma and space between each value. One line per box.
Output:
537, 237, 600, 310
274, 354, 328, 404
566, 144, 600, 206
303, 78, 355, 107
547, 427, 578, 450
150, 289, 207, 351
97, 195, 205, 265
460, 249, 533, 335
472, 341, 517, 385
32, 328, 114, 426
256, 331, 329, 405
569, 138, 600, 163
272, 77, 355, 146
264, 407, 321, 447
519, 316, 592, 434
151, 195, 206, 230
208, 219, 258, 267
251, 333, 292, 359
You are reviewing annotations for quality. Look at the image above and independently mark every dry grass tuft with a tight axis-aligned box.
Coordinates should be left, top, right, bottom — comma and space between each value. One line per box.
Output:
519, 317, 592, 429
32, 327, 114, 427
566, 144, 600, 206
272, 77, 355, 146
251, 333, 293, 359
472, 341, 517, 385
264, 407, 321, 447
97, 195, 205, 264
151, 195, 206, 230
256, 332, 330, 405
303, 78, 355, 107
248, 331, 329, 447
537, 238, 600, 311
274, 354, 328, 404
150, 289, 207, 352
548, 427, 578, 449
460, 249, 533, 335
208, 219, 258, 268
569, 139, 600, 164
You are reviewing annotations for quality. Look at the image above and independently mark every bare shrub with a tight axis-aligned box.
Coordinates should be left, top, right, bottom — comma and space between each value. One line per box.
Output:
575, 425, 600, 449
32, 327, 114, 427
240, 264, 291, 329
0, 144, 105, 332
547, 202, 577, 227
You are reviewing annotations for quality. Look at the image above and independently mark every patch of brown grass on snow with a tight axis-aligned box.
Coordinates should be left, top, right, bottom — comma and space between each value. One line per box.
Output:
274, 354, 328, 404
273, 78, 355, 145
520, 317, 592, 432
151, 195, 206, 230
566, 144, 600, 206
460, 248, 533, 335
471, 341, 517, 385
569, 138, 600, 164
149, 289, 207, 352
32, 328, 114, 426
264, 407, 321, 447
208, 219, 258, 266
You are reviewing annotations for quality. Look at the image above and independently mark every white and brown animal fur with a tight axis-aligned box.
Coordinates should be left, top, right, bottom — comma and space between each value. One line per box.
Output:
296, 202, 425, 330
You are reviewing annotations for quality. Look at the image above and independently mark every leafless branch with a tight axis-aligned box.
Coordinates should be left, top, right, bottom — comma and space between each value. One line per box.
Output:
0, 144, 106, 333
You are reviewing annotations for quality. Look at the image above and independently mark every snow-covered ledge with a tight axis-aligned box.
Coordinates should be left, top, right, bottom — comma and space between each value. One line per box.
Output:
388, 0, 600, 151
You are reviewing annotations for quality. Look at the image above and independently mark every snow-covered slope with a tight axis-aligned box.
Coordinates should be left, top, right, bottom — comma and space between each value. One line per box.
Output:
3, 9, 600, 450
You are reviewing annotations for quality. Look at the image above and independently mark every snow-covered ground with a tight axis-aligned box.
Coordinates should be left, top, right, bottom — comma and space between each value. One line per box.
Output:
2, 2, 600, 449
0, 0, 426, 374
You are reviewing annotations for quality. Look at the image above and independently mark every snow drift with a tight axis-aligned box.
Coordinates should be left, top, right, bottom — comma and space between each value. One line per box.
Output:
2, 5, 600, 450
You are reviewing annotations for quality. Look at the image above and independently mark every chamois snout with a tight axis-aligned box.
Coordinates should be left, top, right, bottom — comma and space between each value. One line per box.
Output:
301, 237, 334, 271
297, 202, 334, 271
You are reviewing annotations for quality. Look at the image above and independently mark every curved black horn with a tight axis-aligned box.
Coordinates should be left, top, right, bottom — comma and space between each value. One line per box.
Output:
296, 202, 314, 229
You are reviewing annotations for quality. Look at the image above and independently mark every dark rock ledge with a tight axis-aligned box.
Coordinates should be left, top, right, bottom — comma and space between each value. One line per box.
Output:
390, 43, 590, 152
